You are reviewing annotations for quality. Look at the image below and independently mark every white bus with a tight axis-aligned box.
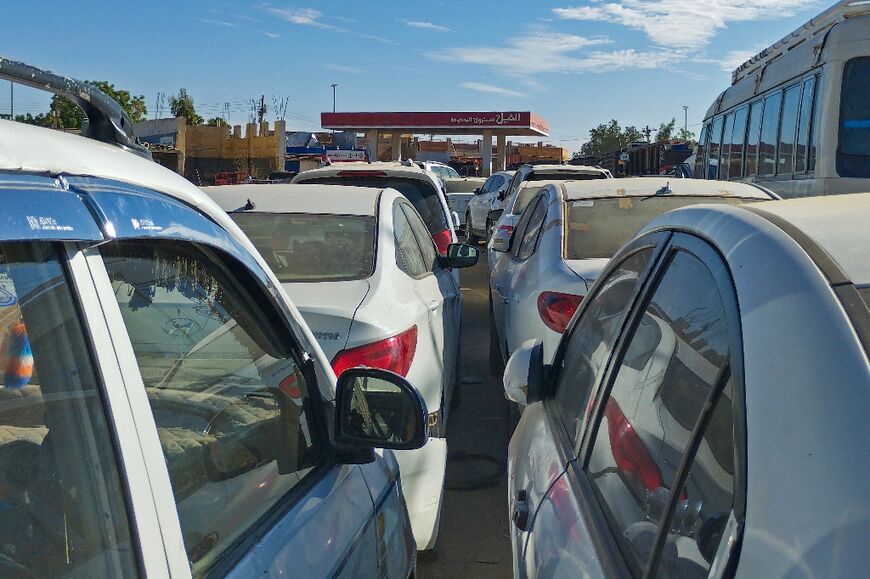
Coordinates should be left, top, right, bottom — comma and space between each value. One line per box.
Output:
695, 0, 870, 197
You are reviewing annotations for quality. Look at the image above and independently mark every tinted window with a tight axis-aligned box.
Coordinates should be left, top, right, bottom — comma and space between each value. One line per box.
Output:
838, 57, 870, 177
744, 101, 763, 176
513, 185, 545, 217
554, 249, 654, 440
694, 124, 709, 179
795, 76, 817, 173
297, 176, 447, 235
101, 241, 319, 575
230, 213, 375, 282
808, 74, 821, 172
510, 197, 541, 260
719, 113, 735, 180
394, 204, 428, 278
586, 250, 731, 575
706, 117, 724, 180
729, 107, 749, 179
565, 196, 748, 260
516, 196, 547, 260
777, 84, 801, 174
528, 171, 606, 182
488, 174, 506, 192
758, 91, 782, 176
400, 204, 439, 272
654, 380, 735, 578
0, 243, 136, 577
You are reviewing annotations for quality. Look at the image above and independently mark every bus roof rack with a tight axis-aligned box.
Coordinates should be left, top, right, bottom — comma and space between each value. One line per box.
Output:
731, 0, 870, 85
0, 57, 151, 159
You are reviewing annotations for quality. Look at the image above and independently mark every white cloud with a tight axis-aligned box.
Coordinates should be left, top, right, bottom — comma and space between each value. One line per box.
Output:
553, 1, 818, 49
461, 82, 526, 97
323, 63, 365, 75
198, 18, 236, 27
261, 31, 281, 38
430, 31, 680, 76
402, 19, 451, 32
267, 7, 334, 29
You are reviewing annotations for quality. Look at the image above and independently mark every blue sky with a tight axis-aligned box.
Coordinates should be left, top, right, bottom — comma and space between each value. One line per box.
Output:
1, 0, 826, 151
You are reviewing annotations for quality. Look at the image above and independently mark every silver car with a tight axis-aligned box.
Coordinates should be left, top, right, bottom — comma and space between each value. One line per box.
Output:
504, 193, 870, 578
488, 178, 776, 367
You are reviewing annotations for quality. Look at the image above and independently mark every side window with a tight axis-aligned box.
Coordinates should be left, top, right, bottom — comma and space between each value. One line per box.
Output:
758, 91, 783, 176
653, 379, 735, 578
510, 197, 540, 260
480, 176, 495, 194
729, 107, 749, 179
516, 196, 547, 260
393, 204, 428, 278
400, 204, 439, 272
491, 174, 506, 192
553, 248, 654, 440
585, 249, 732, 576
0, 242, 136, 577
808, 74, 821, 172
719, 113, 736, 180
706, 117, 724, 180
744, 100, 763, 176
694, 124, 709, 179
777, 84, 801, 175
506, 171, 524, 201
100, 240, 319, 575
795, 76, 817, 173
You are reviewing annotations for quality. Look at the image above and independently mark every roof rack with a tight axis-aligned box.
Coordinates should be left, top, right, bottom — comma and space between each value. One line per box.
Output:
731, 0, 870, 85
0, 57, 151, 159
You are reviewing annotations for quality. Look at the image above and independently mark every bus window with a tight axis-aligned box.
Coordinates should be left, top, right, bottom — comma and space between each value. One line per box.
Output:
744, 100, 763, 176
719, 112, 735, 180
795, 77, 817, 173
706, 117, 724, 180
808, 74, 821, 172
777, 84, 801, 175
838, 57, 870, 178
759, 91, 783, 176
729, 107, 749, 179
695, 123, 709, 179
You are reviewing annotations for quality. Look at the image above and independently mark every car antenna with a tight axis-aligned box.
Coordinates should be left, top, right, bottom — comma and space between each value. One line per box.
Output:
244, 198, 256, 210
0, 57, 151, 159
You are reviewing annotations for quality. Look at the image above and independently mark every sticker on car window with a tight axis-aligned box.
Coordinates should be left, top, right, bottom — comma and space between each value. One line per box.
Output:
574, 200, 594, 207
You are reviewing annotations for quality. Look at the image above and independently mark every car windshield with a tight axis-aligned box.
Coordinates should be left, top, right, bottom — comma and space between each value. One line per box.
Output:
230, 213, 376, 282
565, 196, 749, 259
297, 176, 447, 235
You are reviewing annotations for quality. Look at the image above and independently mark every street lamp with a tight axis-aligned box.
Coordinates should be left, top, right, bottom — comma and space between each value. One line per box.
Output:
682, 105, 689, 132
331, 83, 337, 113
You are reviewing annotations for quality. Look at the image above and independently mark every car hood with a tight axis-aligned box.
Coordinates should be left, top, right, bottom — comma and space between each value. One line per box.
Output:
280, 279, 371, 361
563, 258, 611, 286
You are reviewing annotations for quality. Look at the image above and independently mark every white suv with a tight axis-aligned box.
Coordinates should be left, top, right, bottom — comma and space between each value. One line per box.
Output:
0, 59, 426, 578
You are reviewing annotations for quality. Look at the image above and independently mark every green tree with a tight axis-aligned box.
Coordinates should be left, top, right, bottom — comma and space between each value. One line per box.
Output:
656, 118, 677, 142
206, 117, 227, 127
677, 127, 697, 147
46, 81, 147, 129
577, 119, 645, 158
169, 89, 203, 125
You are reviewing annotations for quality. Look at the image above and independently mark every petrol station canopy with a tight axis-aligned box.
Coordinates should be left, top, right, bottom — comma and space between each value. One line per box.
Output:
320, 111, 549, 137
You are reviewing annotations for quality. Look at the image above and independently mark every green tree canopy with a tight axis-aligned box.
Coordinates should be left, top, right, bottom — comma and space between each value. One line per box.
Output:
655, 118, 677, 142
576, 119, 645, 158
170, 89, 203, 126
14, 80, 147, 129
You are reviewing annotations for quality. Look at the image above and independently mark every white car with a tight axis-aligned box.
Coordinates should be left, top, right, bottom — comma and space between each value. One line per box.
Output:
203, 183, 480, 550
0, 59, 428, 578
489, 178, 777, 369
487, 164, 613, 269
465, 171, 514, 244
443, 177, 485, 234
414, 160, 461, 183
292, 162, 460, 256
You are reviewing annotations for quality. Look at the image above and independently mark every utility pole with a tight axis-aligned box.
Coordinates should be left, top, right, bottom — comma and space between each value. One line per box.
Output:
682, 106, 689, 132
331, 83, 337, 113
257, 95, 266, 124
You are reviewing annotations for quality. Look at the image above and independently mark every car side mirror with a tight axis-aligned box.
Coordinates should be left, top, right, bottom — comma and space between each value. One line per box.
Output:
473, 187, 482, 195
503, 339, 545, 406
441, 243, 479, 268
451, 211, 461, 228
487, 208, 504, 223
335, 368, 428, 452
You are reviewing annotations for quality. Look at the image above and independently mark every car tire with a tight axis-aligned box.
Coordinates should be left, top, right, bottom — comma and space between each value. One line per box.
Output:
489, 294, 504, 376
465, 213, 480, 244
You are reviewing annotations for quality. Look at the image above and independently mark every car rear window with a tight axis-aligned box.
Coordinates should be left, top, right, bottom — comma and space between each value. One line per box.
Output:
296, 176, 448, 235
565, 196, 747, 259
230, 212, 376, 282
528, 171, 607, 182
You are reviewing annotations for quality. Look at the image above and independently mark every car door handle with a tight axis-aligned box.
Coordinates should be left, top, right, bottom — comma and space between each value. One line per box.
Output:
512, 489, 530, 531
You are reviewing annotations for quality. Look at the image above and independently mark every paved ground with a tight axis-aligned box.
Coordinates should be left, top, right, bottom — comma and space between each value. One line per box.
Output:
417, 253, 516, 579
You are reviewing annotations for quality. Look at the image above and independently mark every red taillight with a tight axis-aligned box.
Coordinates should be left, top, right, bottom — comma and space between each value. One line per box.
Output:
330, 325, 418, 377
605, 399, 672, 496
432, 229, 452, 257
497, 224, 514, 236
336, 170, 388, 178
537, 291, 583, 333
279, 373, 302, 399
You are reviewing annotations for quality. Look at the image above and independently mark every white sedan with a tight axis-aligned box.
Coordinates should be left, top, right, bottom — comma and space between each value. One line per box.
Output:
489, 177, 777, 368
204, 183, 480, 550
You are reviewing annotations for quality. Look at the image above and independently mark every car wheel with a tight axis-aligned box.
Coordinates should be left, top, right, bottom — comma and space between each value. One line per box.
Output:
465, 212, 480, 244
489, 294, 504, 376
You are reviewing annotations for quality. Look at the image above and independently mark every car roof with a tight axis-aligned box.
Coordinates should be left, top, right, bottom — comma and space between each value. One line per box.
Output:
557, 177, 774, 201
526, 164, 605, 174
749, 192, 870, 286
293, 162, 439, 184
203, 183, 383, 216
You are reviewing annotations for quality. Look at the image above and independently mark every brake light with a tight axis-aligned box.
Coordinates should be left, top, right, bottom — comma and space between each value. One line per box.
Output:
336, 170, 388, 178
432, 229, 452, 257
330, 325, 418, 377
537, 291, 583, 333
498, 224, 514, 236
